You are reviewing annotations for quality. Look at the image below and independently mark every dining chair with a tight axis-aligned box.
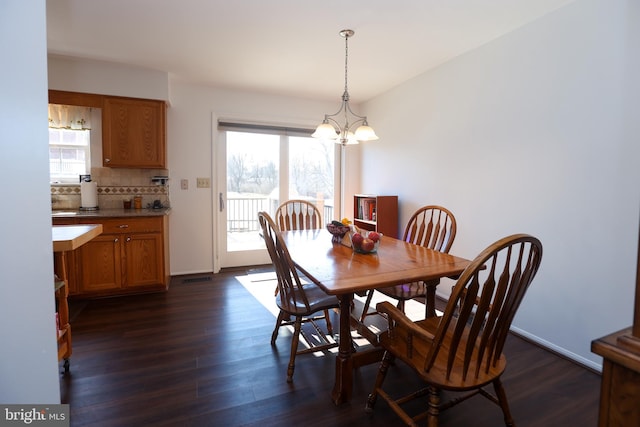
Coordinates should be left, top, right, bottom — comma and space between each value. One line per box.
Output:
360, 205, 457, 321
272, 200, 331, 323
258, 211, 339, 383
275, 199, 322, 231
365, 234, 543, 427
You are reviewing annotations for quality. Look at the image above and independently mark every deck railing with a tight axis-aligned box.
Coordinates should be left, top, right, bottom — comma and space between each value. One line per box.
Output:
226, 196, 334, 232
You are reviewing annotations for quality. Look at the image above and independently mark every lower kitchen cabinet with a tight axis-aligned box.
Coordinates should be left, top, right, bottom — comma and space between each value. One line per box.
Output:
53, 215, 170, 297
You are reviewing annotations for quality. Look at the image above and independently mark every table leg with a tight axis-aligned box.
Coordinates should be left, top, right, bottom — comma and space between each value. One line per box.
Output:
331, 293, 354, 405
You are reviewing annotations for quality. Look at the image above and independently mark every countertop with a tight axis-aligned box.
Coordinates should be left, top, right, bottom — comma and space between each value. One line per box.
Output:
52, 207, 172, 219
52, 224, 104, 252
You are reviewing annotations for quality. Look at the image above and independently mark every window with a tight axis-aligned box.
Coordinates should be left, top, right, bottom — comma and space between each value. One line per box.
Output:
49, 127, 91, 183
48, 104, 92, 183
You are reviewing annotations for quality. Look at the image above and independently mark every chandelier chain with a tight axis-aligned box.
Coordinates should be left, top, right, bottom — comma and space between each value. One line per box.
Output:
343, 33, 349, 96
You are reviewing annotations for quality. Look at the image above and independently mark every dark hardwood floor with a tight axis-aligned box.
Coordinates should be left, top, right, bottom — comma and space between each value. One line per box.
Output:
61, 267, 601, 426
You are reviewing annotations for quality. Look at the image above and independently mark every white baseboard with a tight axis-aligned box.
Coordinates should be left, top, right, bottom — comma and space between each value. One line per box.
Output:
510, 326, 602, 373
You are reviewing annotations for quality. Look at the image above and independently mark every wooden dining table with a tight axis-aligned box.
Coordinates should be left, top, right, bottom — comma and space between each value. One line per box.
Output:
281, 228, 473, 405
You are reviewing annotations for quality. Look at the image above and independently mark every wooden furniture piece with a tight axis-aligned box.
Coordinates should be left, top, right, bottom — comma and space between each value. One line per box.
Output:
52, 216, 170, 297
280, 227, 473, 405
52, 224, 103, 372
49, 90, 167, 169
360, 205, 457, 321
353, 194, 398, 238
273, 199, 331, 325
366, 234, 543, 426
258, 212, 339, 383
275, 199, 323, 231
591, 225, 640, 426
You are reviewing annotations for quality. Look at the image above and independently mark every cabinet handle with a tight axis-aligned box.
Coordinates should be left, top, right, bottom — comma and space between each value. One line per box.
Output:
126, 237, 131, 242
105, 158, 110, 163
119, 224, 129, 229
114, 238, 119, 243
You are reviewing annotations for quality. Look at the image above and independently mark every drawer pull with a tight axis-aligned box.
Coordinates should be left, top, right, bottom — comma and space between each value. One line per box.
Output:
119, 224, 129, 229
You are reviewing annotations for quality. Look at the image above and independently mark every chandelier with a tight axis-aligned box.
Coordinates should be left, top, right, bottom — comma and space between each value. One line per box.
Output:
312, 29, 378, 145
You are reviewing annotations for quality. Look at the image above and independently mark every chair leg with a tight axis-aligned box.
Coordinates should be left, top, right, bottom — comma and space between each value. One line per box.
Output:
287, 317, 303, 383
360, 290, 375, 322
324, 309, 333, 335
424, 281, 438, 318
366, 350, 394, 412
493, 378, 515, 427
271, 310, 287, 345
427, 386, 441, 427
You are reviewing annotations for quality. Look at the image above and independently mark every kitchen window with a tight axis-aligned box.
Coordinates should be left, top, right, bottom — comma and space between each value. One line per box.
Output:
49, 104, 92, 183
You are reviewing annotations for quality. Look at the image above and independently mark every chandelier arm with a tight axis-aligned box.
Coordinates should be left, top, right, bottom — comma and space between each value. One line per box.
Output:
324, 101, 347, 121
344, 100, 367, 121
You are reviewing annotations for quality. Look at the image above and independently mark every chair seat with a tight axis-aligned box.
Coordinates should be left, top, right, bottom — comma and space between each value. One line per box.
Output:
276, 283, 339, 316
379, 315, 507, 391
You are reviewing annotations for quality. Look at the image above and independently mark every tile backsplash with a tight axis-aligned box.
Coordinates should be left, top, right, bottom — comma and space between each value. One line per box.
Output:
51, 167, 171, 210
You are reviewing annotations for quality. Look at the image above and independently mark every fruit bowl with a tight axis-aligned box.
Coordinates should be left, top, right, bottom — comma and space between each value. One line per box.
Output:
327, 223, 351, 243
350, 230, 382, 254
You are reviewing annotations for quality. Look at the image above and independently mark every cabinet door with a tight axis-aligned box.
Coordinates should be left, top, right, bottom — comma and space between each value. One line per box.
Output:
103, 97, 166, 168
77, 234, 123, 293
124, 232, 164, 288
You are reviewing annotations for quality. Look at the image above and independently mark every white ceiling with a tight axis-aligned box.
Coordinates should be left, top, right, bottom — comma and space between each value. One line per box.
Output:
46, 0, 575, 103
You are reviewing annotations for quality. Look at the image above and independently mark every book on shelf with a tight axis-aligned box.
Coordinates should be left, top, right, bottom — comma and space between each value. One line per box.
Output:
358, 198, 376, 221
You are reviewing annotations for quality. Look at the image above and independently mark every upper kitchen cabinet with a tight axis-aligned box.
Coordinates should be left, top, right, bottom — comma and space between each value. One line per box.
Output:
102, 96, 167, 168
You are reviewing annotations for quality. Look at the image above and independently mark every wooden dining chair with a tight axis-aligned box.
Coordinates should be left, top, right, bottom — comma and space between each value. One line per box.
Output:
275, 199, 322, 231
365, 234, 543, 427
360, 205, 457, 321
258, 211, 339, 383
272, 200, 329, 319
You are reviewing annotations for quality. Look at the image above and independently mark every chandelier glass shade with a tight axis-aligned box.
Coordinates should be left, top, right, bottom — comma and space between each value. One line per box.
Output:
312, 29, 378, 145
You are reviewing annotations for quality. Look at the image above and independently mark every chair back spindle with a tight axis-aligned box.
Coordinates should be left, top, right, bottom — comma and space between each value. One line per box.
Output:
403, 205, 457, 252
275, 200, 322, 231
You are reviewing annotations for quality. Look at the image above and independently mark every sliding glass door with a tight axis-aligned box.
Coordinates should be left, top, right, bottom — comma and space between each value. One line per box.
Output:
217, 129, 337, 268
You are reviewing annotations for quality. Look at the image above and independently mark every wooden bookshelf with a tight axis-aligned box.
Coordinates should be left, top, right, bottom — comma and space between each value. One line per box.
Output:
353, 195, 398, 238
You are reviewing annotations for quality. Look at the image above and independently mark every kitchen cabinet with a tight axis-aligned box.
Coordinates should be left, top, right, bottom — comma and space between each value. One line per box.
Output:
102, 96, 167, 168
48, 90, 168, 169
52, 216, 169, 297
353, 194, 398, 238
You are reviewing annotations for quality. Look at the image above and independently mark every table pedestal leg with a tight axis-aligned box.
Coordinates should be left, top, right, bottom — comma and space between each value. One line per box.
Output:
331, 293, 354, 405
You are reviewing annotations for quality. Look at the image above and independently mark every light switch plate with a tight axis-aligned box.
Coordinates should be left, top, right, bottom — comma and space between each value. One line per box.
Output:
196, 177, 210, 188
180, 179, 188, 190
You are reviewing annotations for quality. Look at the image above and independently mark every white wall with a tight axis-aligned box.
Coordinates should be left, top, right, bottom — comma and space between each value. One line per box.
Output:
166, 78, 341, 273
361, 0, 640, 369
48, 55, 169, 101
0, 0, 61, 402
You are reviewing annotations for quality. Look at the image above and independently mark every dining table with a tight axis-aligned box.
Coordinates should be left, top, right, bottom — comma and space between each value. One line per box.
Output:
281, 228, 473, 405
